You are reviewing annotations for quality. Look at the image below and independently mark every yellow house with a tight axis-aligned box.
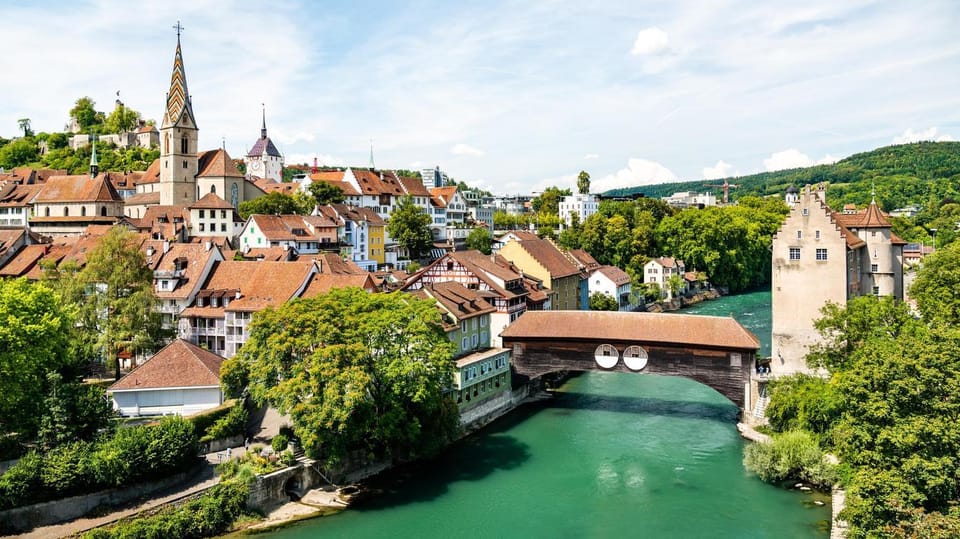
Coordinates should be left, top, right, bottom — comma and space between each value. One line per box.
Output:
499, 236, 584, 310
367, 220, 385, 266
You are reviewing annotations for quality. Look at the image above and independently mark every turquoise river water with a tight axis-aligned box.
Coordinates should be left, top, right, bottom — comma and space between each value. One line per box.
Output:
257, 288, 831, 538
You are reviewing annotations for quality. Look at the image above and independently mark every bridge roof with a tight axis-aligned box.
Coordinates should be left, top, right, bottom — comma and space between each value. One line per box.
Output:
500, 311, 760, 351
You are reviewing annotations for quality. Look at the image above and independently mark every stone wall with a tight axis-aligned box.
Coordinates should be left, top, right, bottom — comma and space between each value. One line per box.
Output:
246, 463, 325, 512
0, 468, 193, 534
199, 434, 244, 455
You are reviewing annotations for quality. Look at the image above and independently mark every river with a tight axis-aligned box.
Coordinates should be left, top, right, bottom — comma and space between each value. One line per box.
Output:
258, 288, 830, 538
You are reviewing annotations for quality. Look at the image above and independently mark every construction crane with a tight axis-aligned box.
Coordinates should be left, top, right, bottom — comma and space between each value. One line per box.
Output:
703, 178, 740, 205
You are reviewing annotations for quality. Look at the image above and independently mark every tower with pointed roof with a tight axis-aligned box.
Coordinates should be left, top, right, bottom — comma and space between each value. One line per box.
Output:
244, 105, 283, 183
159, 26, 199, 206
89, 136, 99, 178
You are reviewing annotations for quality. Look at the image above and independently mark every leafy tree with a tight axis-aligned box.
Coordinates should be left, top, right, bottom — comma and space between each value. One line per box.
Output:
70, 97, 99, 131
37, 372, 115, 451
807, 295, 916, 371
0, 279, 76, 436
909, 241, 960, 325
603, 214, 632, 267
17, 118, 32, 138
238, 191, 312, 220
63, 227, 164, 377
667, 274, 685, 299
577, 170, 591, 194
465, 227, 492, 254
46, 132, 68, 150
308, 180, 345, 206
230, 288, 459, 465
0, 138, 39, 169
589, 292, 618, 311
103, 103, 141, 134
531, 186, 570, 215
388, 195, 433, 259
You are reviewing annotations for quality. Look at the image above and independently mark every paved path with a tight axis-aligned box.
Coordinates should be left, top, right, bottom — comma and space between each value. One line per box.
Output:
12, 449, 249, 539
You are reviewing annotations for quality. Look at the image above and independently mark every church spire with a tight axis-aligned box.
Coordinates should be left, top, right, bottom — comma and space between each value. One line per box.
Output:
261, 103, 267, 139
89, 136, 99, 177
162, 21, 197, 129
369, 139, 375, 169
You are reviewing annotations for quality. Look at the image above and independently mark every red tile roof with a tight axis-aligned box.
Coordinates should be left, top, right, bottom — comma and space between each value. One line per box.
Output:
191, 259, 316, 312
109, 339, 223, 391
597, 265, 631, 285
197, 149, 244, 178
420, 281, 496, 320
300, 273, 378, 297
191, 192, 234, 209
35, 174, 122, 203
501, 311, 760, 351
507, 237, 581, 278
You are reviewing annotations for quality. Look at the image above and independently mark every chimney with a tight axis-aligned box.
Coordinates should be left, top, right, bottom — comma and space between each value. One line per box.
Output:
205, 241, 212, 251
162, 240, 170, 254
235, 290, 241, 300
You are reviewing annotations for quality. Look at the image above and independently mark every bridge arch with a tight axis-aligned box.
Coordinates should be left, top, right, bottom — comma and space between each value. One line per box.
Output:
501, 311, 760, 415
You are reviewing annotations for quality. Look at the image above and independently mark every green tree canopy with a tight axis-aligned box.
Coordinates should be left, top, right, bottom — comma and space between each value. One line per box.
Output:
0, 279, 76, 436
308, 180, 345, 206
531, 186, 571, 215
909, 241, 960, 325
238, 192, 312, 220
70, 97, 99, 131
0, 138, 39, 169
227, 288, 459, 465
387, 195, 433, 259
465, 227, 492, 254
577, 170, 591, 195
103, 103, 142, 134
589, 292, 618, 311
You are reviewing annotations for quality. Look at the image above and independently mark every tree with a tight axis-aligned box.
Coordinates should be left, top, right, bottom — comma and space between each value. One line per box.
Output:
531, 186, 570, 215
0, 279, 76, 436
70, 97, 99, 131
807, 295, 915, 372
37, 372, 115, 451
589, 292, 618, 311
577, 170, 591, 195
229, 288, 459, 465
465, 227, 492, 254
103, 103, 141, 134
0, 138, 39, 169
17, 118, 32, 138
388, 195, 433, 260
237, 192, 312, 220
909, 241, 960, 325
308, 181, 345, 206
667, 274, 685, 299
66, 227, 164, 378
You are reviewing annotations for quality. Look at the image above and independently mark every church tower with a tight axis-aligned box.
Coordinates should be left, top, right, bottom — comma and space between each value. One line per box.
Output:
159, 26, 199, 206
244, 105, 284, 183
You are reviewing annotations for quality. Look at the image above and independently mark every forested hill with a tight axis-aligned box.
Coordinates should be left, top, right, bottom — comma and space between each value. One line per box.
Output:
604, 141, 960, 212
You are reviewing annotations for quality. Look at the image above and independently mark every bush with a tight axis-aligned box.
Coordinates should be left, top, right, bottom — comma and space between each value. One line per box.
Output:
743, 430, 837, 488
271, 434, 289, 453
0, 417, 198, 510
81, 480, 250, 539
280, 450, 296, 467
201, 402, 248, 442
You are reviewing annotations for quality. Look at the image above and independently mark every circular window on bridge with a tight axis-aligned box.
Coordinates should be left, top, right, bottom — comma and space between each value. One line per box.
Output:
594, 344, 619, 369
623, 346, 649, 371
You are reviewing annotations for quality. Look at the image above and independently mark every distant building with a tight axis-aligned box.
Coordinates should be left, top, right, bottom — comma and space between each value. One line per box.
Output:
244, 108, 284, 183
771, 184, 905, 374
559, 193, 598, 227
421, 166, 449, 189
643, 257, 686, 299
662, 191, 717, 208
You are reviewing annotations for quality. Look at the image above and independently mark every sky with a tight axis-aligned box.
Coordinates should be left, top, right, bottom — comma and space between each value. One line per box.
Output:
3, 0, 959, 195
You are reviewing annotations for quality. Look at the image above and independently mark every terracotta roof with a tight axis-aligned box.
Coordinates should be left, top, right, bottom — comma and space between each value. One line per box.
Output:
398, 176, 430, 197
35, 174, 122, 203
353, 170, 406, 197
197, 149, 243, 178
137, 125, 158, 134
429, 186, 458, 208
36, 169, 67, 183
596, 265, 631, 285
109, 339, 223, 391
239, 246, 293, 261
137, 159, 161, 185
312, 252, 367, 275
0, 183, 41, 207
152, 243, 221, 300
826, 211, 867, 249
500, 231, 540, 242
507, 237, 581, 278
191, 259, 316, 312
256, 179, 298, 195
568, 249, 600, 271
835, 201, 892, 229
420, 281, 496, 320
451, 250, 524, 287
191, 192, 234, 209
501, 311, 760, 351
309, 171, 345, 182
300, 273, 377, 297
0, 244, 47, 277
124, 191, 161, 206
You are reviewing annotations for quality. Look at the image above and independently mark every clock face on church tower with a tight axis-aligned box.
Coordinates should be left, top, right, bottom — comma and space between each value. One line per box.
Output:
248, 160, 263, 175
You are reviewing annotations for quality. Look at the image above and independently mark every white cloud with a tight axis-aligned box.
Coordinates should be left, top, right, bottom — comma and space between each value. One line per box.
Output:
763, 149, 839, 172
594, 158, 678, 192
584, 153, 599, 160
631, 27, 670, 56
892, 127, 956, 144
817, 154, 838, 165
450, 143, 485, 156
702, 160, 733, 180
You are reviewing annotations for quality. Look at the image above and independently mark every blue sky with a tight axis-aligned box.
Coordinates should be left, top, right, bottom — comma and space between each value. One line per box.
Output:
4, 0, 959, 194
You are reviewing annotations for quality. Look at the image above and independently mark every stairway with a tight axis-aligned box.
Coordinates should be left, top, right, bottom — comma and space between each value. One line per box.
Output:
753, 385, 770, 419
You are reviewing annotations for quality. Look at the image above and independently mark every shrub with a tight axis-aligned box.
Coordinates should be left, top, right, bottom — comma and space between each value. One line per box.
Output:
271, 434, 289, 453
280, 450, 296, 467
200, 402, 248, 442
743, 430, 837, 488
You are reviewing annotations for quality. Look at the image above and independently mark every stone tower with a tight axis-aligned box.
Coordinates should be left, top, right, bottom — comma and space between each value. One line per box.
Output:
159, 30, 199, 206
244, 105, 283, 183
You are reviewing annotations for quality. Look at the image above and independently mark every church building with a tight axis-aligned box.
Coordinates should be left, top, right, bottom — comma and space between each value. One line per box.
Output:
244, 108, 284, 183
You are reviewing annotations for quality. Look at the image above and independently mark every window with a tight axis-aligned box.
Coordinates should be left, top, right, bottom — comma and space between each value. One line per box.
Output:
472, 334, 478, 347
183, 160, 188, 168
873, 286, 880, 296
81, 206, 86, 217
802, 208, 809, 216
101, 206, 107, 217
789, 247, 800, 260
45, 207, 50, 217
873, 249, 878, 259
221, 223, 227, 232
221, 210, 227, 219
797, 230, 802, 239
816, 248, 828, 261
480, 317, 487, 327
871, 264, 878, 273
871, 231, 876, 237
815, 230, 820, 240
461, 321, 467, 332
461, 337, 468, 350
199, 223, 205, 232
161, 280, 169, 290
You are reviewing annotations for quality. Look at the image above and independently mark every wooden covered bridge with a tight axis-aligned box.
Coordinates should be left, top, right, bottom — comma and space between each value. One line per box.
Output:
500, 311, 761, 416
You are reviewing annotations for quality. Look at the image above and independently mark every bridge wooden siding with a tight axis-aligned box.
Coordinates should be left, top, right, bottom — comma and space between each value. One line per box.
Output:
500, 311, 760, 413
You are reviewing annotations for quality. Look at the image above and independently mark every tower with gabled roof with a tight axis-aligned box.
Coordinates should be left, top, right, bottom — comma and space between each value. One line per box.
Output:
159, 24, 199, 206
244, 105, 284, 183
